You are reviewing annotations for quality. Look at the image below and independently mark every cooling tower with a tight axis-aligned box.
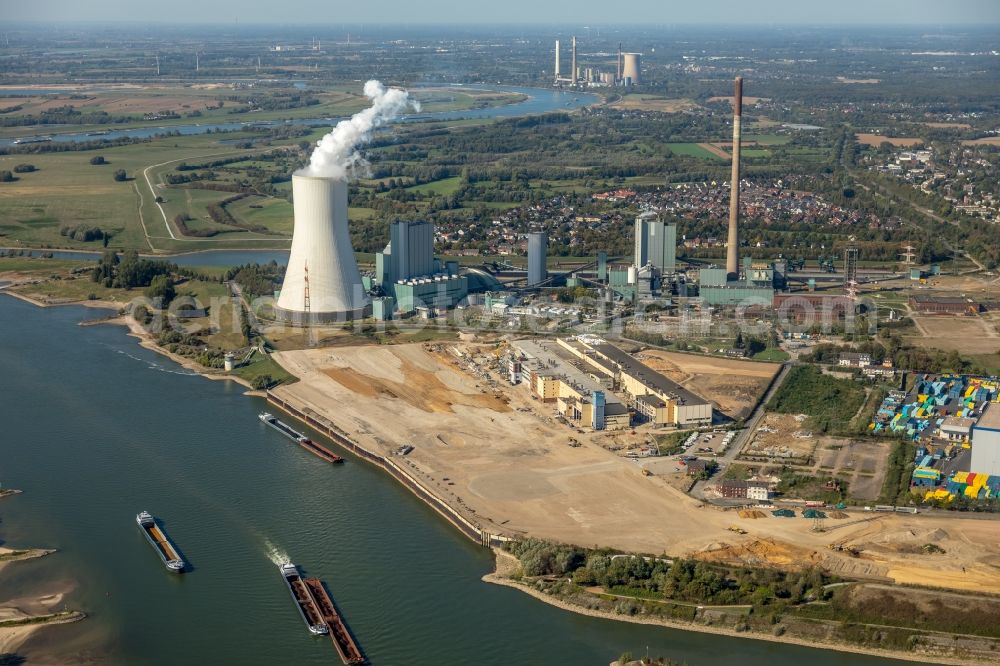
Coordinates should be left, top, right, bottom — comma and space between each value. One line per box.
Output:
275, 174, 370, 323
622, 53, 641, 84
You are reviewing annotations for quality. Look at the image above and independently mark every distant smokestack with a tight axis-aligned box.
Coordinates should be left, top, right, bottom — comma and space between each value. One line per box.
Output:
555, 39, 561, 79
617, 43, 622, 80
726, 76, 743, 280
571, 36, 577, 83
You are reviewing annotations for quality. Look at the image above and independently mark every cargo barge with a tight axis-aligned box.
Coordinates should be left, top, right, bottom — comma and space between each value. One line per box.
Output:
280, 563, 329, 636
304, 578, 365, 665
259, 412, 344, 464
136, 511, 185, 573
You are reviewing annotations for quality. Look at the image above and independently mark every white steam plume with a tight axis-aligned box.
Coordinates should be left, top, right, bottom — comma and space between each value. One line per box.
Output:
297, 79, 419, 180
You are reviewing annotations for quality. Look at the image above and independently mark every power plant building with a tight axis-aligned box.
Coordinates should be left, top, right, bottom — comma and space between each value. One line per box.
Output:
633, 212, 676, 274
375, 220, 468, 315
380, 220, 435, 285
527, 232, 548, 286
276, 174, 370, 323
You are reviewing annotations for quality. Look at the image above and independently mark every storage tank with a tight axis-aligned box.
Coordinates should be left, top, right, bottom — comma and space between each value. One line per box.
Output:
622, 53, 641, 84
275, 174, 370, 323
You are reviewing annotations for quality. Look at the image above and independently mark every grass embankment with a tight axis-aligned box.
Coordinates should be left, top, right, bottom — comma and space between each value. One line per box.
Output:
231, 353, 297, 387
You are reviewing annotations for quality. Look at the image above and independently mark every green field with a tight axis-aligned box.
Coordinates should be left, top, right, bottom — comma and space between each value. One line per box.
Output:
0, 82, 530, 254
666, 143, 724, 161
752, 348, 791, 362
406, 176, 463, 196
744, 134, 792, 146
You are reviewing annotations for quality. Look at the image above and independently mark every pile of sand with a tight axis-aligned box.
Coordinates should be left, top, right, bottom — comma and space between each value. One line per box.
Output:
696, 538, 822, 569
739, 510, 767, 519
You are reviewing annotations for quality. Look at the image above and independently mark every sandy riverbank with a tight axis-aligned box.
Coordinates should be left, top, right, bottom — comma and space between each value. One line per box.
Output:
0, 547, 55, 575
0, 550, 84, 655
0, 610, 86, 656
481, 550, 986, 666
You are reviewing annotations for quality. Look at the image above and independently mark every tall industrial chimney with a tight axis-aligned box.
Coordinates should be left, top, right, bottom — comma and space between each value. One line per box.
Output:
617, 43, 622, 81
275, 174, 370, 323
571, 36, 577, 83
725, 76, 743, 280
554, 39, 561, 79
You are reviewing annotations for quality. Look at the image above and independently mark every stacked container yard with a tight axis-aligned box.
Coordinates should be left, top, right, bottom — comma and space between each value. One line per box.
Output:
912, 466, 941, 487
964, 473, 988, 499
868, 374, 1000, 441
924, 487, 953, 502
947, 471, 970, 497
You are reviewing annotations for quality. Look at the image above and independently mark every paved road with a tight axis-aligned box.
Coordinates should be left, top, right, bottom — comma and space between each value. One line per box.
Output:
688, 361, 793, 501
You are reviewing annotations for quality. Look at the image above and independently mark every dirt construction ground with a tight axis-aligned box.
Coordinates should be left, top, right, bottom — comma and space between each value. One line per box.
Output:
907, 314, 1000, 354
635, 349, 780, 419
272, 342, 1000, 595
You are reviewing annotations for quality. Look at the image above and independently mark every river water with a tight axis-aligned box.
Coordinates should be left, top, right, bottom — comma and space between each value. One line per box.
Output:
0, 85, 599, 147
0, 296, 908, 665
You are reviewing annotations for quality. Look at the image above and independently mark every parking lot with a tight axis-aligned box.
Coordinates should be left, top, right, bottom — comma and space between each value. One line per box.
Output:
936, 447, 972, 480
681, 429, 739, 457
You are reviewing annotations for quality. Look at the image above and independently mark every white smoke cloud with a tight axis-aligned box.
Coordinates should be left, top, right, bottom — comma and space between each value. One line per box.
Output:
297, 79, 419, 180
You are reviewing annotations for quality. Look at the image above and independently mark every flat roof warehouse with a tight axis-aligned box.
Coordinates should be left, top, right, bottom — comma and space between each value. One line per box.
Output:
591, 342, 706, 407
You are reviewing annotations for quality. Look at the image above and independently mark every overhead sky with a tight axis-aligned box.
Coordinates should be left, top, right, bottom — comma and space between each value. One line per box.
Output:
3, 0, 999, 25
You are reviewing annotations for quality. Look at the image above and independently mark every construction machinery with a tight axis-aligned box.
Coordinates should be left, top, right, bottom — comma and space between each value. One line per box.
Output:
828, 542, 860, 557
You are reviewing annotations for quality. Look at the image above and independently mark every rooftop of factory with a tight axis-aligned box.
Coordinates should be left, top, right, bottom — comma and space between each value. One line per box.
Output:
976, 403, 1000, 431
638, 394, 667, 408
514, 339, 622, 404
589, 341, 708, 407
560, 338, 619, 375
